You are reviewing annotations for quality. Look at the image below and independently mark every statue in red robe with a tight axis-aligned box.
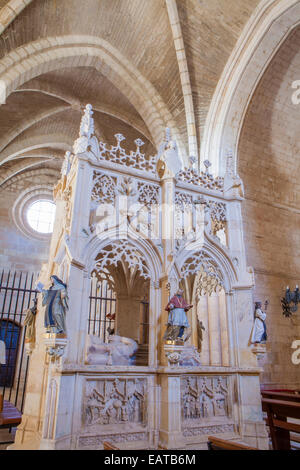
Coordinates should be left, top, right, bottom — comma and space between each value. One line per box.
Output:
164, 289, 193, 341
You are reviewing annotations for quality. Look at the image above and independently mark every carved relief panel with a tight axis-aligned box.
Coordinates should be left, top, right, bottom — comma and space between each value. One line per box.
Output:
181, 376, 232, 423
83, 378, 147, 428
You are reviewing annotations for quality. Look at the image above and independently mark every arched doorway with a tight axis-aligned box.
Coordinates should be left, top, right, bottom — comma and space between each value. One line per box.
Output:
0, 319, 21, 388
87, 239, 152, 366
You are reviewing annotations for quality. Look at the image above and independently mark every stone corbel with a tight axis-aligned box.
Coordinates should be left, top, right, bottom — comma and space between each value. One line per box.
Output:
43, 333, 68, 361
164, 344, 183, 367
251, 343, 267, 360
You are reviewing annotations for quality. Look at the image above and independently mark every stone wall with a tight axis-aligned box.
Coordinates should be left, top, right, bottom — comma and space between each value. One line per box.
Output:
238, 27, 300, 389
0, 169, 55, 273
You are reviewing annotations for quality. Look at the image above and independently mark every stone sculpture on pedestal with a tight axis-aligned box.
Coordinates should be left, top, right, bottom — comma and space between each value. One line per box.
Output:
23, 298, 38, 344
163, 288, 193, 343
41, 276, 69, 335
251, 301, 268, 344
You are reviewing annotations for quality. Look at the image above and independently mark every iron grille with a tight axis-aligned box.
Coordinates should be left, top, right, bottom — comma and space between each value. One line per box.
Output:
0, 270, 38, 412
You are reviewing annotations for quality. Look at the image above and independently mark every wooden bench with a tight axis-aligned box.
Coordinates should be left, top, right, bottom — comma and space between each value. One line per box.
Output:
207, 436, 257, 450
0, 400, 22, 429
262, 397, 300, 450
103, 441, 120, 450
262, 390, 300, 403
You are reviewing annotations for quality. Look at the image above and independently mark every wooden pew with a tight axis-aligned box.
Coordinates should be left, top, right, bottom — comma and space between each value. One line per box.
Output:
0, 400, 22, 429
207, 436, 257, 450
262, 397, 300, 450
261, 390, 300, 403
103, 441, 120, 450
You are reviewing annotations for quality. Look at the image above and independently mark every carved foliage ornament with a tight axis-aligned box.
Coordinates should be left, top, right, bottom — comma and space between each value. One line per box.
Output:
176, 167, 224, 191
73, 105, 157, 174
209, 200, 227, 234
98, 135, 157, 173
91, 172, 116, 204
181, 251, 224, 289
94, 240, 151, 281
175, 192, 193, 211
137, 182, 160, 208
91, 173, 160, 209
195, 266, 223, 297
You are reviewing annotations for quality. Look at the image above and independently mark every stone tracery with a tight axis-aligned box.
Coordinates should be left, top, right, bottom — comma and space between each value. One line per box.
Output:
9, 102, 269, 451
94, 239, 151, 282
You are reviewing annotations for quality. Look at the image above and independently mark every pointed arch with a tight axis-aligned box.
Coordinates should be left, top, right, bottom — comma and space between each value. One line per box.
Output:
83, 229, 163, 286
202, 0, 300, 175
175, 238, 238, 293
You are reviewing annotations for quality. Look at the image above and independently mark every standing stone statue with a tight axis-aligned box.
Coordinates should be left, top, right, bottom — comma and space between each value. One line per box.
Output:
23, 298, 38, 343
164, 288, 193, 342
156, 128, 182, 178
251, 301, 268, 344
42, 276, 69, 335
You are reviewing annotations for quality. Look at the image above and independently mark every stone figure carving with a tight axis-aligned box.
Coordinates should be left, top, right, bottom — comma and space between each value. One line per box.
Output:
181, 376, 229, 422
23, 298, 38, 343
157, 128, 182, 178
251, 301, 268, 344
86, 334, 138, 365
85, 378, 146, 426
40, 276, 69, 335
164, 289, 193, 342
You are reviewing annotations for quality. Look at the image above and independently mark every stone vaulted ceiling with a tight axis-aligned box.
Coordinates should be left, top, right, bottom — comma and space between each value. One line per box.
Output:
0, 0, 261, 189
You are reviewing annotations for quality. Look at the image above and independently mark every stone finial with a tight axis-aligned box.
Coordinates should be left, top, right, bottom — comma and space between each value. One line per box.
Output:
73, 104, 99, 155
61, 151, 72, 177
189, 156, 197, 168
203, 159, 212, 174
79, 103, 94, 139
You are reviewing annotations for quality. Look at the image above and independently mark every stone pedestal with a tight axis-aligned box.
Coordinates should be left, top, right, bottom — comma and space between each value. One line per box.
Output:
163, 343, 202, 367
163, 343, 185, 367
251, 343, 267, 360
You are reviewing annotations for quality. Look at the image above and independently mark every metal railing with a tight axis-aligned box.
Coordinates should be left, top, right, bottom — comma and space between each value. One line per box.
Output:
0, 270, 38, 412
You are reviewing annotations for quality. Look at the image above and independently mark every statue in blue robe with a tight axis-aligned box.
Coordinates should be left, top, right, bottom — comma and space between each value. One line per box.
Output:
42, 276, 68, 335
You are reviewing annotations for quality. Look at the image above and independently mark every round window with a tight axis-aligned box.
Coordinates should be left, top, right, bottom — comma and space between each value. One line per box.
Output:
26, 200, 56, 234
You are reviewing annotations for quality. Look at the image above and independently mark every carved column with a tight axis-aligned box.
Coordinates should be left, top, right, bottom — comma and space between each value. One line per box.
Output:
159, 275, 171, 366
149, 280, 160, 368
225, 291, 236, 367
197, 294, 210, 365
207, 292, 221, 365
161, 175, 176, 265
218, 289, 230, 366
159, 374, 182, 449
